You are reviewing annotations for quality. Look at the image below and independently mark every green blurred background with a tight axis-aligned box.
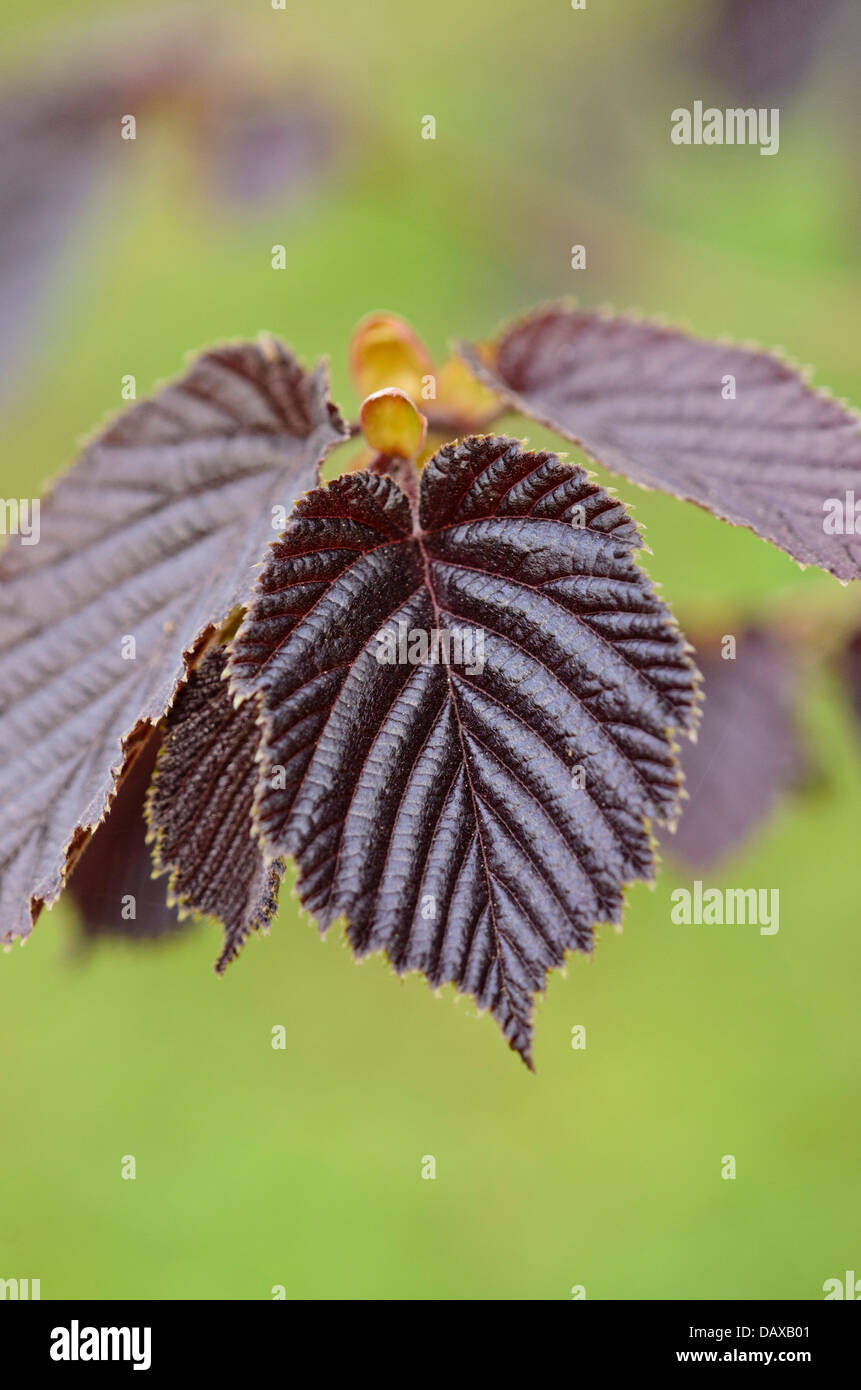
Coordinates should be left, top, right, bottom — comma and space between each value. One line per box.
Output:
1, 0, 859, 1299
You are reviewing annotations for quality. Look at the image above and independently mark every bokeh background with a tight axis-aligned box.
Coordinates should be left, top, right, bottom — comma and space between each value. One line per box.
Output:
1, 0, 860, 1300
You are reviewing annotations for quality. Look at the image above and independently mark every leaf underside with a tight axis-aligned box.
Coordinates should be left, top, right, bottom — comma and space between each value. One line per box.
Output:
68, 726, 182, 940
661, 627, 805, 871
835, 627, 861, 757
461, 304, 861, 582
229, 434, 700, 1064
147, 648, 283, 972
0, 339, 346, 944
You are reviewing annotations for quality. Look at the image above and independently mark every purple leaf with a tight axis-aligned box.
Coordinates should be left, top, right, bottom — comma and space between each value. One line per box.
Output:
229, 435, 699, 1065
703, 0, 845, 104
461, 305, 861, 581
663, 626, 805, 869
0, 338, 347, 945
68, 726, 182, 940
838, 626, 861, 735
147, 648, 284, 971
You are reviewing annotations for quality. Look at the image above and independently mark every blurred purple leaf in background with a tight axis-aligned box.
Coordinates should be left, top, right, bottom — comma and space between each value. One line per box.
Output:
838, 625, 861, 738
202, 93, 339, 211
0, 80, 120, 410
663, 626, 807, 871
703, 0, 846, 103
0, 16, 343, 409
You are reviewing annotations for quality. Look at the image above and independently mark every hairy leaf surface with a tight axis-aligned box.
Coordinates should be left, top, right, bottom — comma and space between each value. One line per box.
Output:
147, 649, 283, 972
662, 627, 805, 869
0, 339, 346, 943
230, 435, 699, 1064
461, 305, 861, 581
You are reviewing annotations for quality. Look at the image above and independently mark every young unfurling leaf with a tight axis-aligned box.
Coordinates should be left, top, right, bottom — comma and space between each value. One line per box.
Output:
229, 435, 700, 1064
461, 304, 861, 581
0, 340, 346, 945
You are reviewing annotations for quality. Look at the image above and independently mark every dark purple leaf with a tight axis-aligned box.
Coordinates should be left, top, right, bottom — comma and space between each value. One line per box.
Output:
663, 626, 806, 869
703, 0, 845, 104
0, 338, 347, 945
838, 626, 861, 735
147, 648, 283, 972
461, 305, 861, 582
68, 726, 182, 940
229, 435, 699, 1065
